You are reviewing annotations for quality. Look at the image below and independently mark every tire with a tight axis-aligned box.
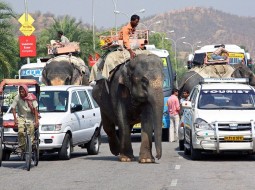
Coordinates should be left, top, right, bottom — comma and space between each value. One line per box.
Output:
87, 133, 100, 155
25, 134, 32, 171
191, 143, 202, 160
162, 128, 169, 142
2, 150, 11, 161
32, 135, 39, 166
184, 138, 191, 155
58, 134, 71, 160
179, 140, 184, 151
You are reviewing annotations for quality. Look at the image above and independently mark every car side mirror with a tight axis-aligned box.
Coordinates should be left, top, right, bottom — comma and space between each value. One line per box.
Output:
181, 101, 192, 109
71, 104, 82, 113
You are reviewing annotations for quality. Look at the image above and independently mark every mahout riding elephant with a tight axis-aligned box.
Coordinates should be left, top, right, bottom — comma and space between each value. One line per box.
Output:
92, 54, 164, 163
42, 55, 90, 86
179, 63, 255, 95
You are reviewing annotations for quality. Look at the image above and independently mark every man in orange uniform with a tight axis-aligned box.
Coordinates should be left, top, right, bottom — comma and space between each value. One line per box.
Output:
118, 14, 140, 59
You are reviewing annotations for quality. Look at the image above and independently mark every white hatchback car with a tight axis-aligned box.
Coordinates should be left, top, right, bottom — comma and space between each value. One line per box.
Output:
4, 85, 102, 160
180, 78, 255, 160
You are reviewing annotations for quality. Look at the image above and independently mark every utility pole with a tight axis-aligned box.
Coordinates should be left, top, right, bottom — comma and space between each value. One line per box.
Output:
24, 0, 30, 64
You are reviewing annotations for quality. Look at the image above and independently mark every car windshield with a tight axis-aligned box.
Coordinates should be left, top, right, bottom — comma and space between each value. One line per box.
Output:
33, 91, 69, 112
198, 89, 255, 110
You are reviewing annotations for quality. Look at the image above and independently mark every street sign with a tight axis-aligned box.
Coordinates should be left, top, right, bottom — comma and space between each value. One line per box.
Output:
18, 13, 34, 25
19, 35, 36, 57
19, 22, 35, 36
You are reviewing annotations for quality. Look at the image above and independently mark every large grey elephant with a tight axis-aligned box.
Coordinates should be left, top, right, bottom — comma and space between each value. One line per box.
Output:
92, 54, 164, 163
42, 56, 90, 86
179, 63, 255, 95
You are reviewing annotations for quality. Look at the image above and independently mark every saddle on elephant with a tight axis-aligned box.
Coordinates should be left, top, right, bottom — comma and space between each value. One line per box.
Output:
90, 29, 151, 83
47, 41, 80, 55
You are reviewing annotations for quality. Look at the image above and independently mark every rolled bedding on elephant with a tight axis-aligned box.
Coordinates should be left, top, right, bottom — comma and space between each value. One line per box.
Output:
89, 49, 152, 82
47, 55, 87, 74
178, 63, 255, 95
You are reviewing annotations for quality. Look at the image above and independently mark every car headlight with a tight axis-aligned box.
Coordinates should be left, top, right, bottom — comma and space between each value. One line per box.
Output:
194, 118, 213, 130
41, 124, 62, 131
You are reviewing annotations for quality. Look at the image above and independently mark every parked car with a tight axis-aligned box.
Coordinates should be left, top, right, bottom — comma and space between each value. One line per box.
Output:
179, 78, 255, 160
3, 85, 102, 160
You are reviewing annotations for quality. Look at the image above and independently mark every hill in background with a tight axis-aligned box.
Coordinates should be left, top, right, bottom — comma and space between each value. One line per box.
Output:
12, 7, 255, 59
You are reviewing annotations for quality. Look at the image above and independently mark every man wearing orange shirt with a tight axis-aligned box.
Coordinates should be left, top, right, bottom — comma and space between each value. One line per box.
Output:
118, 14, 140, 59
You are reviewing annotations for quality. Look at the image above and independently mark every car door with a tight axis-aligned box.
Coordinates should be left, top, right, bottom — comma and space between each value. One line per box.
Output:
69, 90, 83, 145
76, 90, 95, 143
184, 87, 199, 144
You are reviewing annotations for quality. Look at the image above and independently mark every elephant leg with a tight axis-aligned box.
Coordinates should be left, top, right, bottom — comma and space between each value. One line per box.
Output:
139, 108, 155, 163
116, 104, 135, 162
101, 112, 120, 156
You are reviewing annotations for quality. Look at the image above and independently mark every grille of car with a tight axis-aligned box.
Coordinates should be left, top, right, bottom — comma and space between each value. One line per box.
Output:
217, 123, 251, 131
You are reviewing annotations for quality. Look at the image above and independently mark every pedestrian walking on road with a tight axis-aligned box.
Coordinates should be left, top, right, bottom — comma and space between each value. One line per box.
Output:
167, 89, 180, 142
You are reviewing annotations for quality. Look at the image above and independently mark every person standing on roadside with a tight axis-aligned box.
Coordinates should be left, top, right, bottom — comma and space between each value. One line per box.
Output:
167, 89, 180, 142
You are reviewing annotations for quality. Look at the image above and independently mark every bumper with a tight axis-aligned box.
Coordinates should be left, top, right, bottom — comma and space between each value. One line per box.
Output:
178, 127, 184, 140
39, 133, 66, 150
193, 129, 255, 153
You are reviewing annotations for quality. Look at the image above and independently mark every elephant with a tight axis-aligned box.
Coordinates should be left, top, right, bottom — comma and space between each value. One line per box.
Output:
42, 55, 90, 86
178, 63, 255, 95
92, 54, 164, 163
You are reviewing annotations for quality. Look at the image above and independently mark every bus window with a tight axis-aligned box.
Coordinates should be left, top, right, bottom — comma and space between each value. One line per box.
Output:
161, 57, 171, 89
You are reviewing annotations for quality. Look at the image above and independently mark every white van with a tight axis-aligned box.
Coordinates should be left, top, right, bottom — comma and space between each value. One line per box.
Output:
3, 85, 102, 160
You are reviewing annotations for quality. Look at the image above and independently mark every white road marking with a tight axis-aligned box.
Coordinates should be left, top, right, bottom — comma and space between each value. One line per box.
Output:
178, 156, 183, 159
170, 179, 178, 187
175, 165, 181, 170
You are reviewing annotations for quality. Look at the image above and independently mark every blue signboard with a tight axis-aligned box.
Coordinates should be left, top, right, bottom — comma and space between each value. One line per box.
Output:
20, 69, 42, 77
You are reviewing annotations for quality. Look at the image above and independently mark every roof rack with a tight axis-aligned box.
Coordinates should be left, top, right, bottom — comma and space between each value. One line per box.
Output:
200, 78, 249, 84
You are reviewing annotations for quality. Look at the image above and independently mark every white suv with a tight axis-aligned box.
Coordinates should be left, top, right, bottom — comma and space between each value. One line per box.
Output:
4, 85, 102, 160
180, 78, 255, 160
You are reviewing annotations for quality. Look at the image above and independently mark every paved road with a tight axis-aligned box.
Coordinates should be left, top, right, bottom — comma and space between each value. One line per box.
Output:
1, 135, 255, 190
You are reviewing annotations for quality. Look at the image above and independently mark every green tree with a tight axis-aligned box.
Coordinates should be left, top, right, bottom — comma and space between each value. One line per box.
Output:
0, 2, 19, 79
37, 15, 101, 64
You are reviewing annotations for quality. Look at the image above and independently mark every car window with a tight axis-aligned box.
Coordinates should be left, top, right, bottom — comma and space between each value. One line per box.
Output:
77, 90, 92, 110
38, 91, 68, 112
198, 89, 255, 109
71, 91, 80, 107
87, 89, 99, 108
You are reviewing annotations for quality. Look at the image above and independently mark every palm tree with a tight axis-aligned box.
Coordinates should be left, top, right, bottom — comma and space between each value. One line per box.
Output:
0, 2, 18, 79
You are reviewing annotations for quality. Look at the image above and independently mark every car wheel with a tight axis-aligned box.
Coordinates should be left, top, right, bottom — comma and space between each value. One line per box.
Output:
184, 138, 190, 155
58, 134, 71, 160
2, 150, 11, 161
87, 133, 101, 155
162, 128, 169, 142
179, 140, 184, 150
191, 144, 202, 160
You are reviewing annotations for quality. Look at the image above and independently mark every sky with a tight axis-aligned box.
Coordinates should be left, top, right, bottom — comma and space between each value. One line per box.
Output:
4, 0, 255, 29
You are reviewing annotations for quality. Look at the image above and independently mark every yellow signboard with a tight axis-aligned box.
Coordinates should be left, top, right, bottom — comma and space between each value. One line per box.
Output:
18, 13, 34, 25
19, 22, 35, 36
228, 53, 244, 58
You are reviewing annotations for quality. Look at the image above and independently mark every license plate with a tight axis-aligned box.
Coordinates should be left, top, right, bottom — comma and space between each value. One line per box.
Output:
224, 136, 243, 141
133, 123, 164, 129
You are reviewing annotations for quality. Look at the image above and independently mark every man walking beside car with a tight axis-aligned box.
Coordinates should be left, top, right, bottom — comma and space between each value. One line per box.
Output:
167, 89, 180, 142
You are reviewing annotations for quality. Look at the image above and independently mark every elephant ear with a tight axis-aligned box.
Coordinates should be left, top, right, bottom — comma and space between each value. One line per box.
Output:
71, 67, 82, 85
41, 67, 49, 85
119, 60, 134, 89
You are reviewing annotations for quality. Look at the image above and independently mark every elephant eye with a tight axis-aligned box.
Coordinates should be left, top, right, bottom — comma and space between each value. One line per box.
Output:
141, 77, 149, 88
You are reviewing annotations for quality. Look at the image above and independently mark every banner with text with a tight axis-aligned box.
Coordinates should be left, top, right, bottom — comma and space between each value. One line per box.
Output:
19, 35, 36, 57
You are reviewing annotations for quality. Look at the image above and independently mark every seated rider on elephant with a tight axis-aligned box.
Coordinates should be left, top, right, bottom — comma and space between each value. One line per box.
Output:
89, 14, 151, 83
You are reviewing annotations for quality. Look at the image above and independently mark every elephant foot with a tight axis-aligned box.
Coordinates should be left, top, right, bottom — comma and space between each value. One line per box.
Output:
108, 138, 120, 156
139, 157, 155, 163
118, 154, 135, 162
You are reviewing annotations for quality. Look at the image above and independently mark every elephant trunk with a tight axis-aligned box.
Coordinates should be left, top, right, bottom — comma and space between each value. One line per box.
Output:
149, 90, 164, 160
